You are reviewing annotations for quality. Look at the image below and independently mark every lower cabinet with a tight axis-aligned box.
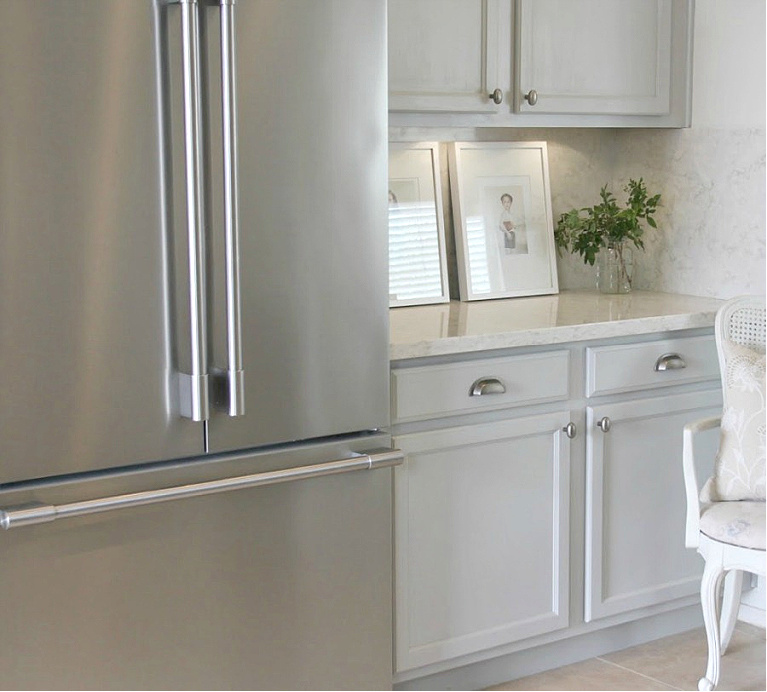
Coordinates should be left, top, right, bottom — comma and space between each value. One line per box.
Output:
391, 329, 722, 679
584, 390, 722, 622
393, 412, 571, 672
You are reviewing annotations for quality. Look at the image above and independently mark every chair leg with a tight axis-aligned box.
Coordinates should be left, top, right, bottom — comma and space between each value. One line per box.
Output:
720, 570, 743, 654
699, 559, 725, 691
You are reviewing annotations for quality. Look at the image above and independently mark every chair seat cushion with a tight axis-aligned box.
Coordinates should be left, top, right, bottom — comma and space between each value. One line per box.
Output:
700, 501, 766, 550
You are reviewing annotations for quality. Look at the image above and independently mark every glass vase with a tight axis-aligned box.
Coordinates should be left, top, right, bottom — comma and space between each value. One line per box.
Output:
597, 242, 634, 294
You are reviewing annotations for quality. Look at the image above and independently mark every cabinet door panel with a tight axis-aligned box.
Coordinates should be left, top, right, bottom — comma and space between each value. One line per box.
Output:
393, 412, 570, 671
585, 390, 722, 622
517, 0, 672, 115
388, 0, 512, 113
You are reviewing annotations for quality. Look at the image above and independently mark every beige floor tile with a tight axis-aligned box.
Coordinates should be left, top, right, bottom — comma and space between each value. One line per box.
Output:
600, 626, 766, 691
484, 658, 677, 691
734, 622, 766, 640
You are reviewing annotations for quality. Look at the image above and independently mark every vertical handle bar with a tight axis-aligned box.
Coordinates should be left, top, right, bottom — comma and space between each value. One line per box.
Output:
219, 0, 245, 416
178, 0, 209, 421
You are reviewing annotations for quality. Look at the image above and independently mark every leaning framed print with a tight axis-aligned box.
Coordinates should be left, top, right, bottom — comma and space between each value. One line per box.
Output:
448, 142, 559, 301
388, 142, 450, 307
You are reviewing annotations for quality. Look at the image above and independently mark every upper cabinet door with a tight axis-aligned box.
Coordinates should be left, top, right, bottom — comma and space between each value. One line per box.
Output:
516, 0, 673, 115
388, 0, 512, 113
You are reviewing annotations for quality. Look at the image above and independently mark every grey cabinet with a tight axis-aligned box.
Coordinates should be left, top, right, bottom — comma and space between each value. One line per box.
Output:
391, 329, 722, 680
585, 391, 721, 622
393, 413, 571, 672
388, 0, 693, 127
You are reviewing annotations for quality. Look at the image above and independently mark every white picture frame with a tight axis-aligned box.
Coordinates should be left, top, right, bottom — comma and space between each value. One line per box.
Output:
448, 142, 559, 301
388, 142, 450, 307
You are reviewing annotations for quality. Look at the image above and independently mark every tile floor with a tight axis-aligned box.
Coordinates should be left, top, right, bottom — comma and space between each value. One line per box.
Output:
487, 623, 765, 691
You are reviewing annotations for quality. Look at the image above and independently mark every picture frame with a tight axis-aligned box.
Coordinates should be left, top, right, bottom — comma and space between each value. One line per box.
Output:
388, 142, 450, 307
448, 142, 559, 301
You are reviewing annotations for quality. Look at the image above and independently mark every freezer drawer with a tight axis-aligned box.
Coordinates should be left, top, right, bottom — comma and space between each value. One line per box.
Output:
0, 437, 396, 690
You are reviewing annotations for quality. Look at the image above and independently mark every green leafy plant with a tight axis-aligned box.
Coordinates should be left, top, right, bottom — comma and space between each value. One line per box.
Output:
554, 178, 661, 266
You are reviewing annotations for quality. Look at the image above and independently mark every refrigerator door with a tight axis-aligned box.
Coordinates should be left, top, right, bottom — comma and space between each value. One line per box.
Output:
0, 1, 205, 483
0, 434, 395, 689
204, 0, 391, 452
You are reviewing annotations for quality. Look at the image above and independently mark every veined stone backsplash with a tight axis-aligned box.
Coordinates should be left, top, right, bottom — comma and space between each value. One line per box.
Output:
612, 127, 766, 299
391, 126, 766, 301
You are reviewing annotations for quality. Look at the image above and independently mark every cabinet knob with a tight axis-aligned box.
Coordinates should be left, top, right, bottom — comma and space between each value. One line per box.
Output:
523, 89, 538, 106
469, 377, 506, 397
489, 88, 504, 105
596, 416, 612, 433
563, 422, 577, 439
654, 353, 687, 372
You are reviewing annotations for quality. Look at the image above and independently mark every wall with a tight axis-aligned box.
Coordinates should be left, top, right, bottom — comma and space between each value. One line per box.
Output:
609, 0, 766, 299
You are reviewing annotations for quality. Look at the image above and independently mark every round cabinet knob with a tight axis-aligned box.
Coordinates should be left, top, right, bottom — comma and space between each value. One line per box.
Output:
523, 89, 538, 106
489, 88, 504, 105
596, 416, 612, 433
563, 422, 577, 439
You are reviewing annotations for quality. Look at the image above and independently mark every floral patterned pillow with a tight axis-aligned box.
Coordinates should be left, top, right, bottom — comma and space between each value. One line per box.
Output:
710, 340, 766, 501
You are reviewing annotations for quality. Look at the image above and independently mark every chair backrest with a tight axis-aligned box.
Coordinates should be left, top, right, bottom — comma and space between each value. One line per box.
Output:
714, 295, 766, 398
710, 295, 766, 501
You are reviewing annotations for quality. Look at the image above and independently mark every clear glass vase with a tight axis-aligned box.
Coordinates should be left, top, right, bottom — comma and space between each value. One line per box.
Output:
596, 242, 634, 294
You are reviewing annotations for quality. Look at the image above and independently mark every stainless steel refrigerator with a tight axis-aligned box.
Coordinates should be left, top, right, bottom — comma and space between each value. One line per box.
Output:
0, 1, 397, 688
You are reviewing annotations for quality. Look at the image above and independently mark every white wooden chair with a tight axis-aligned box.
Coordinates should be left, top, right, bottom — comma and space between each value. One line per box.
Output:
683, 295, 766, 691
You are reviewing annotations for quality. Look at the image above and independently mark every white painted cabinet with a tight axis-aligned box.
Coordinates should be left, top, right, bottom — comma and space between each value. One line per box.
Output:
516, 0, 673, 115
584, 391, 721, 622
393, 412, 571, 672
388, 0, 512, 113
391, 329, 722, 680
388, 0, 693, 127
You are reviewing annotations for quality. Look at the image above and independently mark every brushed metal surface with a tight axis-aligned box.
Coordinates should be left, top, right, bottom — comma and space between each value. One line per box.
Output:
178, 0, 211, 421
204, 0, 390, 451
0, 434, 394, 689
0, 1, 205, 483
0, 448, 403, 529
654, 352, 687, 371
217, 0, 246, 417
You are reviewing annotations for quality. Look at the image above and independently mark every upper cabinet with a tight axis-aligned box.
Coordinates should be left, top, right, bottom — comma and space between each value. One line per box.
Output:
388, 0, 694, 128
388, 0, 512, 113
517, 0, 672, 116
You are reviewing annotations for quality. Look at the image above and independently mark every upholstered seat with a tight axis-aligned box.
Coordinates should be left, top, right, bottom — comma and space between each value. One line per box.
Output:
683, 295, 766, 691
699, 501, 766, 550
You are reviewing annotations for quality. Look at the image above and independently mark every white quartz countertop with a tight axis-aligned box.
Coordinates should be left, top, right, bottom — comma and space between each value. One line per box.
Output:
390, 290, 723, 360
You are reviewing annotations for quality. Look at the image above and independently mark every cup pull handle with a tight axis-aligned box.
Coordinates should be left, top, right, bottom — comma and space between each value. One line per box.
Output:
654, 353, 687, 372
469, 377, 507, 397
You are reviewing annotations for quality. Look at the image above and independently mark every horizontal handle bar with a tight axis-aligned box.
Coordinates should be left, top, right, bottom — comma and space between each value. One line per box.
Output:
0, 449, 404, 530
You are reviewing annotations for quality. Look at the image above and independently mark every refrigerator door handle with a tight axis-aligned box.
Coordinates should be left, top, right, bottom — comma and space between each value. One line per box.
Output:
177, 0, 210, 421
214, 0, 245, 417
0, 449, 404, 530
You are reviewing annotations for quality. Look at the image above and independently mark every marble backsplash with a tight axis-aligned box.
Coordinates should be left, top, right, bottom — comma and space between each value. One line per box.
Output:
612, 127, 766, 299
391, 126, 766, 301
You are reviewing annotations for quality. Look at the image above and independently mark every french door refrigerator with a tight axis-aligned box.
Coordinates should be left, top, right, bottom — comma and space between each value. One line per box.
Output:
0, 1, 398, 688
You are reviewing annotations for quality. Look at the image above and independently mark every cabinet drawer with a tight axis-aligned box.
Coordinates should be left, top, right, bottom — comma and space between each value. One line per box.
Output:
586, 335, 719, 397
391, 351, 569, 423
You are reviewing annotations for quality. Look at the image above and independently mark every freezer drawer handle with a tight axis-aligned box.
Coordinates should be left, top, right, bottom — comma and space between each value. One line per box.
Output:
216, 0, 245, 417
0, 449, 404, 530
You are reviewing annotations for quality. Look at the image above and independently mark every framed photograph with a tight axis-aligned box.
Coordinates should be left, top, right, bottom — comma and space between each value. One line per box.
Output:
388, 142, 450, 307
448, 142, 559, 301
